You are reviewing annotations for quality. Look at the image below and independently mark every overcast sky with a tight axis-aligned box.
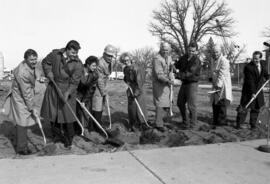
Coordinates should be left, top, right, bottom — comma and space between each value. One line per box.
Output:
0, 0, 269, 69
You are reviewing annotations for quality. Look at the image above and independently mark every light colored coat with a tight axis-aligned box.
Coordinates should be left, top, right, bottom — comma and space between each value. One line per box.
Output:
152, 54, 172, 107
92, 57, 112, 111
212, 55, 232, 103
3, 61, 36, 127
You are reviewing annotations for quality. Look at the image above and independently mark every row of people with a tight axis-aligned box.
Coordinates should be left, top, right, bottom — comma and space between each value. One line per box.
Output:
4, 40, 268, 155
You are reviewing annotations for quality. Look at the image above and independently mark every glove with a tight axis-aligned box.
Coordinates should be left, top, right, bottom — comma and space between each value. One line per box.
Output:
47, 72, 54, 81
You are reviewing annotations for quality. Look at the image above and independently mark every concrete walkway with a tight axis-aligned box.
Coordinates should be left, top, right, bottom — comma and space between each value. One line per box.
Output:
0, 139, 270, 184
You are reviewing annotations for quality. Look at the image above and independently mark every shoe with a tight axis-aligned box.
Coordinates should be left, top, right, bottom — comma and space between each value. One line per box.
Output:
17, 149, 32, 155
155, 126, 166, 132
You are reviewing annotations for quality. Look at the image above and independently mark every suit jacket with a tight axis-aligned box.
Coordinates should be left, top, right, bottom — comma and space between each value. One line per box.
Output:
240, 60, 269, 109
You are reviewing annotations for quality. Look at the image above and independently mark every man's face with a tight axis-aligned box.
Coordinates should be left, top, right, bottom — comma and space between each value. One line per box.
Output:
189, 47, 197, 57
87, 62, 97, 72
160, 47, 170, 58
26, 55, 38, 69
66, 48, 78, 60
253, 54, 261, 64
122, 56, 132, 67
104, 53, 114, 63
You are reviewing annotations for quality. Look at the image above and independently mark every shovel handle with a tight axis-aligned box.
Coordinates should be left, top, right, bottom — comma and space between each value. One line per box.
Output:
51, 79, 84, 136
245, 80, 269, 109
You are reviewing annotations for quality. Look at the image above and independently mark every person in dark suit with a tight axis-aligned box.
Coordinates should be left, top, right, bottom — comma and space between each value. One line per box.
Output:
236, 51, 269, 130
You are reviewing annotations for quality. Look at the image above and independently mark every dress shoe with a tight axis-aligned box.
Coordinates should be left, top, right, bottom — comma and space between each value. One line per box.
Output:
155, 126, 166, 132
17, 149, 32, 155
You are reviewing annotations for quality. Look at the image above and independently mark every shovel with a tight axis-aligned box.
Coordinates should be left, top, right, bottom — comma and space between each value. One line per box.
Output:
51, 79, 84, 135
76, 98, 108, 139
238, 80, 269, 114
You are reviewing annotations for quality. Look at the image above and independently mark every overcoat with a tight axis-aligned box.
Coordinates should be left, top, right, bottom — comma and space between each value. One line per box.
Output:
152, 54, 172, 107
41, 49, 83, 123
92, 57, 111, 111
124, 63, 147, 122
240, 60, 269, 109
211, 55, 232, 103
3, 61, 36, 126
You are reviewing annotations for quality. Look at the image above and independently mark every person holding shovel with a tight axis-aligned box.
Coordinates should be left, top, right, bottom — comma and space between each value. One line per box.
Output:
3, 49, 40, 155
120, 52, 148, 132
152, 42, 174, 132
210, 48, 232, 128
236, 51, 269, 130
92, 44, 116, 125
76, 56, 99, 133
41, 40, 83, 149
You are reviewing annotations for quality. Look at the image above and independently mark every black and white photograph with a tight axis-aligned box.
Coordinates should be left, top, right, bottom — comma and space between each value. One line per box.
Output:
0, 0, 270, 183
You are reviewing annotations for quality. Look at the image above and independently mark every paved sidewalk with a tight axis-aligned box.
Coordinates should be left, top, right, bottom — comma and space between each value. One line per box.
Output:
0, 139, 270, 184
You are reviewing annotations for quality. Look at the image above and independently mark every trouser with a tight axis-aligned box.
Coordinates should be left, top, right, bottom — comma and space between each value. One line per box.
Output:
236, 107, 259, 129
16, 125, 28, 152
128, 97, 140, 128
76, 98, 93, 132
50, 121, 75, 146
154, 106, 169, 127
177, 82, 198, 125
212, 99, 229, 126
90, 111, 103, 132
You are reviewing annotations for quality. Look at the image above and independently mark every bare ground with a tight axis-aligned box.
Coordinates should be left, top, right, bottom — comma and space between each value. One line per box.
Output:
0, 79, 268, 158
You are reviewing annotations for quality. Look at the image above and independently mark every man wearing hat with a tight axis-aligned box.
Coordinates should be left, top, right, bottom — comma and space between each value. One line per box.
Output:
92, 44, 116, 124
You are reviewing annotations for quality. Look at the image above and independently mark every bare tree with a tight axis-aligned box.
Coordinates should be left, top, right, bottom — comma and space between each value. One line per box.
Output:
149, 0, 235, 55
220, 42, 246, 64
132, 47, 157, 69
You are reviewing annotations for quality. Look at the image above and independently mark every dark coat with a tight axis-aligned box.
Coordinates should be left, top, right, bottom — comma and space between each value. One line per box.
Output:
41, 49, 83, 123
240, 60, 269, 109
77, 68, 99, 102
124, 63, 148, 123
175, 54, 201, 84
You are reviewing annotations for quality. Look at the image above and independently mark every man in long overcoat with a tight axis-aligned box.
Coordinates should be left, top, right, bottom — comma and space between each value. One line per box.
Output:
121, 52, 147, 131
210, 50, 232, 128
152, 42, 174, 132
3, 49, 39, 155
41, 40, 83, 148
236, 51, 269, 129
92, 44, 115, 124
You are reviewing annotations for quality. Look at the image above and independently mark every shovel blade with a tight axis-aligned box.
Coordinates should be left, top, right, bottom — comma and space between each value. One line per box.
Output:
257, 107, 270, 127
